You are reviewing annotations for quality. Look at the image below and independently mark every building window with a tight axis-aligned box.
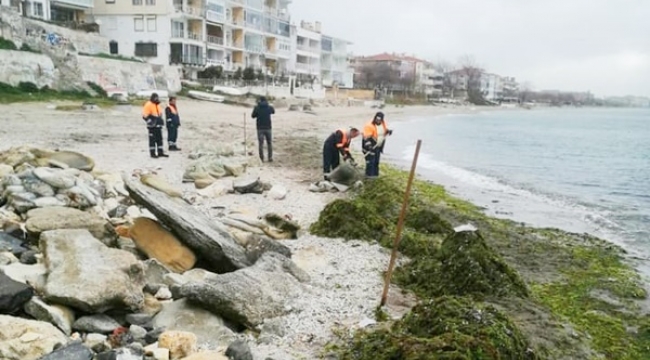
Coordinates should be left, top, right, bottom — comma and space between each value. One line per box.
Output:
135, 42, 157, 57
134, 16, 144, 31
109, 41, 118, 54
132, 0, 143, 5
146, 16, 156, 31
146, 0, 155, 5
33, 3, 43, 17
105, 0, 115, 3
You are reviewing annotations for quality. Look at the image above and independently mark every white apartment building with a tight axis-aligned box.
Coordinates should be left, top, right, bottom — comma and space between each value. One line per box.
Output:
320, 34, 353, 88
414, 60, 442, 96
87, 0, 293, 76
292, 20, 320, 82
3, 0, 93, 22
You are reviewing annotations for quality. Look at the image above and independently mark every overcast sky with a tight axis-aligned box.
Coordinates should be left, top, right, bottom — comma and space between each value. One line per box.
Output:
289, 0, 650, 97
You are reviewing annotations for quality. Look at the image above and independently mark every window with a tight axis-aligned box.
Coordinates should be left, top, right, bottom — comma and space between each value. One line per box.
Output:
146, 0, 155, 5
134, 42, 157, 57
146, 16, 156, 31
105, 0, 115, 3
132, 0, 142, 5
33, 3, 43, 17
109, 41, 118, 54
134, 16, 144, 31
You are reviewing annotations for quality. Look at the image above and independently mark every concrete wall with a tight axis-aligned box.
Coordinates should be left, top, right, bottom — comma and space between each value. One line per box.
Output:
0, 7, 108, 54
326, 88, 375, 100
0, 49, 57, 88
77, 55, 182, 94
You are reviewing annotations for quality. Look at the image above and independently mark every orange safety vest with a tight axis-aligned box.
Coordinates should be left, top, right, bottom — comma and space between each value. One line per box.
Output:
167, 104, 178, 115
363, 119, 388, 141
142, 100, 162, 118
335, 129, 350, 152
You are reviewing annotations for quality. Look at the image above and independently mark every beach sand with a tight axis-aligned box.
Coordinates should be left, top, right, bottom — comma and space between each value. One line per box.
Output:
0, 99, 493, 359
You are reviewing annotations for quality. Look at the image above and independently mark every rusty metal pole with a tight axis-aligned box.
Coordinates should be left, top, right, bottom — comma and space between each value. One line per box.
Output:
380, 139, 422, 307
243, 112, 247, 156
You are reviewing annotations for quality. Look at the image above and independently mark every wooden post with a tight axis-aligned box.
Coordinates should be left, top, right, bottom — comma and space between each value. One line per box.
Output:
380, 139, 422, 307
243, 112, 247, 156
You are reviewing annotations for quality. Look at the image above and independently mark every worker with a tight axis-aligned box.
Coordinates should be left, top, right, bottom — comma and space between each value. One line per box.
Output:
252, 96, 275, 162
165, 96, 181, 151
362, 111, 393, 178
323, 127, 360, 180
142, 93, 168, 158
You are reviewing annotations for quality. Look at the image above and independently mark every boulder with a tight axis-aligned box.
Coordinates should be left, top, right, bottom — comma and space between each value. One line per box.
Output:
122, 174, 250, 273
128, 218, 197, 273
73, 314, 121, 334
242, 234, 292, 263
0, 232, 29, 257
38, 340, 93, 360
24, 297, 75, 335
33, 167, 77, 189
0, 262, 47, 290
0, 164, 14, 177
0, 315, 68, 360
152, 299, 235, 348
0, 252, 19, 266
178, 252, 309, 328
143, 259, 172, 287
158, 331, 197, 360
40, 229, 145, 313
225, 340, 253, 360
0, 271, 33, 314
25, 207, 115, 245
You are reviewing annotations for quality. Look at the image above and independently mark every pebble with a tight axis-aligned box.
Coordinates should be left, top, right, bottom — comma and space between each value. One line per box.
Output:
154, 286, 172, 300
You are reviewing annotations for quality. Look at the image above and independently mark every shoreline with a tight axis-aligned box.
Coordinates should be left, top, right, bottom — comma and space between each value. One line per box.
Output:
0, 99, 648, 358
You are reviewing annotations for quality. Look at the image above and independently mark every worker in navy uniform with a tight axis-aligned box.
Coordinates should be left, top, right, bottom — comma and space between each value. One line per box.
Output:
141, 93, 168, 158
322, 127, 360, 180
165, 96, 182, 151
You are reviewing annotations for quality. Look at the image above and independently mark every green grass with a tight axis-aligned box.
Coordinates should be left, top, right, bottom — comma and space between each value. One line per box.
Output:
313, 164, 650, 359
78, 52, 143, 63
0, 81, 139, 108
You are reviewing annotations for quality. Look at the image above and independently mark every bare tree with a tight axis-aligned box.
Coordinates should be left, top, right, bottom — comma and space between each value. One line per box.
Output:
457, 54, 485, 104
519, 81, 534, 103
433, 59, 455, 97
356, 62, 400, 90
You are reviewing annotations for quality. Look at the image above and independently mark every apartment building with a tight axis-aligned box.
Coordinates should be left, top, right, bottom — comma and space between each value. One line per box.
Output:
413, 58, 442, 95
3, 0, 93, 22
353, 53, 442, 93
88, 0, 293, 76
292, 20, 320, 82
320, 34, 353, 88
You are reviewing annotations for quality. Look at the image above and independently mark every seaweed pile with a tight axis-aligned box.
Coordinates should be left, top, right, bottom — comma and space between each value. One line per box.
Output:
311, 167, 650, 359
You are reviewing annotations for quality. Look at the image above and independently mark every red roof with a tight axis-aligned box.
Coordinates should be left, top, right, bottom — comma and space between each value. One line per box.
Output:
355, 53, 431, 65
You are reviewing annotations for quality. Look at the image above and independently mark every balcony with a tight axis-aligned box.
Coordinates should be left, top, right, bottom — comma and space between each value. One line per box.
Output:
174, 5, 205, 17
170, 54, 205, 67
188, 32, 203, 41
206, 58, 228, 69
297, 44, 318, 53
245, 45, 264, 54
51, 0, 93, 8
296, 62, 318, 73
207, 35, 224, 45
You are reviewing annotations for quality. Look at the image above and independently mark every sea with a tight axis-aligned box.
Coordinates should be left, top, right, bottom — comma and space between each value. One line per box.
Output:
385, 107, 650, 276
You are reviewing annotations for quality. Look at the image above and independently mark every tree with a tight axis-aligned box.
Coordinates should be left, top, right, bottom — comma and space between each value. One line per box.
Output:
242, 67, 256, 81
233, 67, 243, 80
197, 66, 223, 79
518, 82, 534, 103
356, 62, 400, 90
433, 60, 455, 97
456, 55, 485, 104
256, 69, 264, 81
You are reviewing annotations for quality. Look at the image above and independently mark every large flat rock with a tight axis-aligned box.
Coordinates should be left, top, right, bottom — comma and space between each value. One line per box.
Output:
0, 315, 68, 360
122, 174, 250, 273
25, 207, 114, 245
40, 229, 145, 313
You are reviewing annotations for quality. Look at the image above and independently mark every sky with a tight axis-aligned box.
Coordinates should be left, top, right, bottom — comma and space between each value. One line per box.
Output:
289, 0, 650, 97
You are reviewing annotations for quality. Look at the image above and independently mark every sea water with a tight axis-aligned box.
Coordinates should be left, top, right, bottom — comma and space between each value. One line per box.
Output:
385, 107, 650, 273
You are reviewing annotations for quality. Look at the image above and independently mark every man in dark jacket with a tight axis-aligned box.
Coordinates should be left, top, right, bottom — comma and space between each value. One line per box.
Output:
251, 96, 275, 162
165, 96, 181, 151
323, 127, 360, 180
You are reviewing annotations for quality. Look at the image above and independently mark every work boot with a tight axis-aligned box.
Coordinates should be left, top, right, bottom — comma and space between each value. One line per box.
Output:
150, 153, 158, 159
157, 151, 169, 158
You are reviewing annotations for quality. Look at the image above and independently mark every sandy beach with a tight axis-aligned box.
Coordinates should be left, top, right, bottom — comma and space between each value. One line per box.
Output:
0, 99, 494, 359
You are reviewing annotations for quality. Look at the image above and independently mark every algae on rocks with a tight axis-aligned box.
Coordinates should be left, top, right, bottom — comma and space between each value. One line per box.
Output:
338, 296, 537, 360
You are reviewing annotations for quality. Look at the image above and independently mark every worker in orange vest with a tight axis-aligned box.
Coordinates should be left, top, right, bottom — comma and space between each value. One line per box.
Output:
165, 96, 181, 151
142, 93, 168, 158
323, 127, 360, 180
362, 112, 393, 178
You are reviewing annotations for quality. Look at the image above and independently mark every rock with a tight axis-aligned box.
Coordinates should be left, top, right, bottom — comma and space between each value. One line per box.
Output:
38, 340, 93, 360
84, 333, 109, 352
181, 351, 228, 360
0, 251, 19, 265
143, 293, 163, 315
268, 185, 287, 200
125, 313, 154, 327
152, 348, 170, 360
0, 232, 29, 257
103, 198, 120, 213
33, 167, 77, 189
129, 324, 148, 343
145, 327, 165, 345
183, 156, 228, 183
143, 259, 171, 288
126, 206, 143, 219
0, 262, 47, 290
22, 176, 56, 197
25, 207, 115, 246
19, 250, 38, 264
122, 174, 250, 273
242, 234, 292, 263
233, 177, 263, 194
154, 286, 172, 301
225, 339, 253, 360
196, 182, 228, 198
178, 253, 309, 328
193, 178, 215, 190
222, 159, 245, 177
73, 314, 121, 334
40, 229, 145, 313
129, 218, 197, 273
96, 348, 142, 360
0, 271, 33, 314
0, 164, 14, 177
0, 315, 68, 360
158, 331, 197, 360
140, 174, 183, 198
24, 297, 75, 335
108, 205, 129, 219
152, 299, 235, 348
